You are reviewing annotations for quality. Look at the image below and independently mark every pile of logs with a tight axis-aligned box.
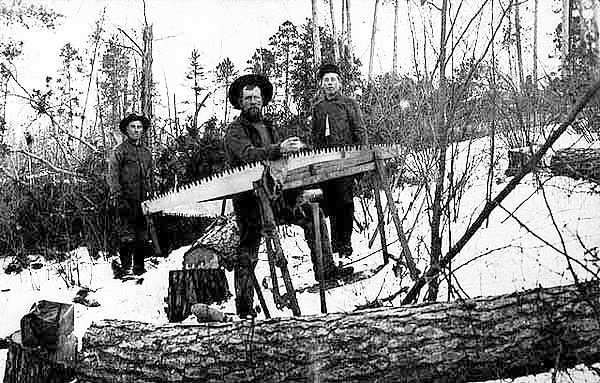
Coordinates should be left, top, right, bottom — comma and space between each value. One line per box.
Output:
550, 148, 600, 183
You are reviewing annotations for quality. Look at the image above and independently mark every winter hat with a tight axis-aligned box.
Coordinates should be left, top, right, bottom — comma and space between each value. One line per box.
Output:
119, 114, 150, 135
317, 63, 341, 82
228, 74, 274, 110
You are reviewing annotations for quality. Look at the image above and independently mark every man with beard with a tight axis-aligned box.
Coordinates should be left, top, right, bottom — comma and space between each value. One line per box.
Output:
225, 74, 353, 318
311, 63, 367, 259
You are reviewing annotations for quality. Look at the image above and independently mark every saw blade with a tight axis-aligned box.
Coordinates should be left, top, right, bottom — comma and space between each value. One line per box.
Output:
143, 145, 402, 216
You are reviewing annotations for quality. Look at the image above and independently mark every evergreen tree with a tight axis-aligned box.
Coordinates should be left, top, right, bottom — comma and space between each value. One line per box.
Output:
215, 57, 238, 124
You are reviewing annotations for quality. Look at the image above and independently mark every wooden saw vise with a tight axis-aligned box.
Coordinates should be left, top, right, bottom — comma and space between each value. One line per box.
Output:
142, 145, 419, 317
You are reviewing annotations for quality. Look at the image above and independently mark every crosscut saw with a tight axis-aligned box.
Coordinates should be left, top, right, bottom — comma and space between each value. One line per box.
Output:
142, 145, 402, 217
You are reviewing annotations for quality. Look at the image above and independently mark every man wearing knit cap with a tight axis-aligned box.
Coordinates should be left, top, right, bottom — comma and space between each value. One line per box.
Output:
225, 73, 354, 318
311, 63, 367, 259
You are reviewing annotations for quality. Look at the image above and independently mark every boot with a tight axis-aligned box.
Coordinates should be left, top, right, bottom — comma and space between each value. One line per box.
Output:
235, 297, 256, 319
119, 243, 133, 274
323, 264, 354, 281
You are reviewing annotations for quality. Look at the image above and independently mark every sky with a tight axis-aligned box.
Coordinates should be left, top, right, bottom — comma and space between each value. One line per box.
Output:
6, 0, 562, 139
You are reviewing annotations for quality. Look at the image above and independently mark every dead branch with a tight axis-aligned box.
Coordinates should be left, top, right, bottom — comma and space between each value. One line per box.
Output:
403, 78, 600, 304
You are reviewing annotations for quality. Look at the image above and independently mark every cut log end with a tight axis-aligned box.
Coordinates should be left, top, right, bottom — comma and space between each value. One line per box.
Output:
4, 330, 77, 383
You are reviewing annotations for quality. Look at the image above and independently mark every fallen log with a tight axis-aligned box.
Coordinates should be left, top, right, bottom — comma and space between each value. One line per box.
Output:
77, 281, 600, 383
550, 148, 600, 183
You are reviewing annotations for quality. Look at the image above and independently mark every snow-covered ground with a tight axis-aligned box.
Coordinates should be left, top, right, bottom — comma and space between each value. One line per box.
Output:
1, 129, 599, 382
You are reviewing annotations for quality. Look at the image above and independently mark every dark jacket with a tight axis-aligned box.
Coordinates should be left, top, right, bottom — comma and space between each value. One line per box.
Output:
225, 114, 285, 247
311, 94, 367, 147
108, 139, 153, 204
225, 114, 282, 168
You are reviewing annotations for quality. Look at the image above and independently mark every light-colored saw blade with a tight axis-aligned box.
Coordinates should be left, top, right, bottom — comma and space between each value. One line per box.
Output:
143, 145, 402, 216
143, 162, 264, 214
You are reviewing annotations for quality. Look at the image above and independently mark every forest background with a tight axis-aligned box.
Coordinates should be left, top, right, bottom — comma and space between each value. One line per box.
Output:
0, 0, 599, 307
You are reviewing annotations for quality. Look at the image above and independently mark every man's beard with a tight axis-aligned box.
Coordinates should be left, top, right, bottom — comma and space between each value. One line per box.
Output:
243, 106, 262, 121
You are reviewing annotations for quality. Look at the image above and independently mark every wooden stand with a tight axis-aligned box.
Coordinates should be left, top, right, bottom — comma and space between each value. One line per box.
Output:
254, 179, 301, 317
310, 202, 327, 314
373, 149, 419, 280
3, 331, 77, 383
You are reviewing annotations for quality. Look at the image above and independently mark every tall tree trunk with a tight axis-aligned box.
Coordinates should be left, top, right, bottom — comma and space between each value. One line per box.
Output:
514, 0, 524, 91
392, 0, 399, 75
329, 0, 340, 63
141, 24, 153, 147
312, 0, 322, 68
533, 0, 539, 87
486, 0, 497, 227
562, 0, 572, 76
346, 0, 354, 65
595, 3, 600, 77
341, 0, 346, 60
78, 281, 600, 383
427, 0, 449, 303
368, 0, 380, 81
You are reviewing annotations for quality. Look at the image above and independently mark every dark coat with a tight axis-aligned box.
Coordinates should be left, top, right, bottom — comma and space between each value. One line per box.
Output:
225, 114, 282, 168
310, 94, 367, 148
107, 139, 153, 241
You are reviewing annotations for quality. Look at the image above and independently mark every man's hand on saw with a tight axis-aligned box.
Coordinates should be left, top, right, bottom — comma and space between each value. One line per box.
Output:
280, 136, 305, 154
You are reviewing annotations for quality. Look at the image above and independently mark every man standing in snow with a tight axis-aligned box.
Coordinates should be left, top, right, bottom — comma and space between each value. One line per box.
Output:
311, 63, 367, 259
225, 74, 353, 318
108, 114, 154, 276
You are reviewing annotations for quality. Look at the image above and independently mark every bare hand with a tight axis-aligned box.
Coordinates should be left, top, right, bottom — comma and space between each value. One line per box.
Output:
280, 136, 305, 154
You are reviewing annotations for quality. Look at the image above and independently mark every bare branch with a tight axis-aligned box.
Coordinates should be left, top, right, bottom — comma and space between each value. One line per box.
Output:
12, 149, 84, 178
116, 27, 143, 56
403, 78, 600, 304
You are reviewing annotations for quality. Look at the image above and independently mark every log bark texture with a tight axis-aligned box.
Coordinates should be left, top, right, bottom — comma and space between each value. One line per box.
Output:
78, 281, 600, 383
550, 148, 600, 183
166, 269, 230, 323
4, 331, 77, 383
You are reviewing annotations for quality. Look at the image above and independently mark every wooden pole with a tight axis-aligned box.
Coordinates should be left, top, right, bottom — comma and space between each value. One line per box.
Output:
373, 150, 419, 279
254, 180, 301, 316
144, 214, 162, 257
373, 185, 389, 264
252, 272, 271, 319
311, 202, 327, 313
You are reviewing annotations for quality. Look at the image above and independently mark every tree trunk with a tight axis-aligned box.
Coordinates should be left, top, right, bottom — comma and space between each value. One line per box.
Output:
533, 0, 538, 87
141, 23, 153, 147
311, 0, 322, 68
166, 269, 230, 323
4, 331, 77, 383
341, 0, 346, 59
328, 0, 340, 63
392, 0, 399, 75
367, 0, 379, 81
77, 281, 600, 382
562, 0, 572, 76
514, 0, 524, 91
427, 0, 448, 302
346, 0, 354, 65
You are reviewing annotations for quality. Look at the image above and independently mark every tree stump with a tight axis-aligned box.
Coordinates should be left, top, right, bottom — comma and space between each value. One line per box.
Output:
506, 146, 538, 176
166, 269, 230, 322
166, 216, 237, 322
3, 331, 77, 383
550, 148, 600, 183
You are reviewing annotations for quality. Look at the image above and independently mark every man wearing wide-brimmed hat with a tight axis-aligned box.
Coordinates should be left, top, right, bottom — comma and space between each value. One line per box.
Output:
108, 113, 153, 276
225, 73, 353, 318
311, 63, 367, 260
